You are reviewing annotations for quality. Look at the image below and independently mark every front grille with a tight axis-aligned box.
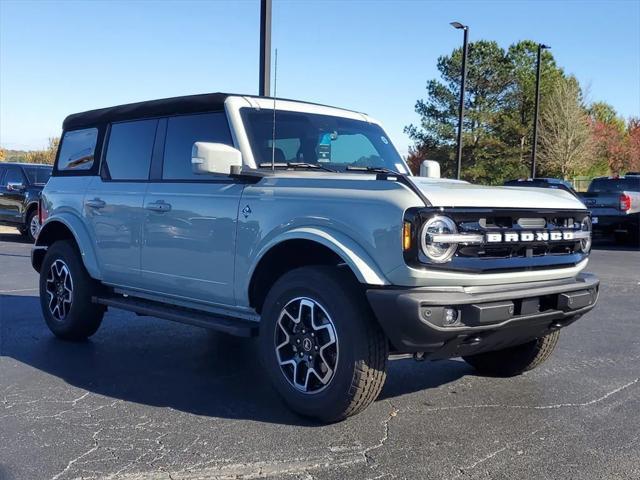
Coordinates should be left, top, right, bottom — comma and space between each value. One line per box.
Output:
404, 207, 590, 273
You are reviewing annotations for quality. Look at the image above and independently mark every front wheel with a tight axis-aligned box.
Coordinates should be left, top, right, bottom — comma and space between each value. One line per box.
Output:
260, 266, 388, 423
463, 330, 560, 377
39, 240, 105, 341
21, 209, 39, 243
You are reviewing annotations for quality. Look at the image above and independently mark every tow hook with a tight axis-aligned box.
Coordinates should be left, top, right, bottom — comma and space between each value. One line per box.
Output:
413, 352, 427, 362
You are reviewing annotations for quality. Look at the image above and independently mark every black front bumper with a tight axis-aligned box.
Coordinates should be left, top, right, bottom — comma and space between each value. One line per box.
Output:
366, 273, 599, 358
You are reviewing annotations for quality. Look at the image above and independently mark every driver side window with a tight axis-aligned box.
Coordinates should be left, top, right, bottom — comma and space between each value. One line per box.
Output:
2, 167, 25, 186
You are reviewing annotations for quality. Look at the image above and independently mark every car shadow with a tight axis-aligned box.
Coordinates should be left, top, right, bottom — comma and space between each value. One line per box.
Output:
0, 229, 31, 244
0, 293, 468, 426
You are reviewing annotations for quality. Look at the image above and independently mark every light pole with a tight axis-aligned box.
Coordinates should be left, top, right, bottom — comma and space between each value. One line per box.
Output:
450, 21, 468, 180
531, 43, 550, 178
259, 0, 272, 96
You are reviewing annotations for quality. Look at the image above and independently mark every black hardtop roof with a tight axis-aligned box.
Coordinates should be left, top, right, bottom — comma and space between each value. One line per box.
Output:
62, 93, 364, 130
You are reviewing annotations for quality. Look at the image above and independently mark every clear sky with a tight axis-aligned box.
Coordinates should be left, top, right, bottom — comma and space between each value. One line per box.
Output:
1, 0, 639, 154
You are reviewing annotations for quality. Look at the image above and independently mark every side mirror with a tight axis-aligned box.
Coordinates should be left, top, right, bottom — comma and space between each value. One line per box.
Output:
192, 142, 242, 175
419, 160, 441, 178
6, 182, 25, 192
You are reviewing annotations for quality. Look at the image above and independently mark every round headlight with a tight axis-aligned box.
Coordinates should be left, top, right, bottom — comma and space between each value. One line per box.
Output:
420, 215, 458, 263
580, 216, 592, 253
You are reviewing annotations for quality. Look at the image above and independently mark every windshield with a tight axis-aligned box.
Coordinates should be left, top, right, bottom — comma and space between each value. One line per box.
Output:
588, 177, 640, 193
240, 108, 408, 173
23, 166, 52, 185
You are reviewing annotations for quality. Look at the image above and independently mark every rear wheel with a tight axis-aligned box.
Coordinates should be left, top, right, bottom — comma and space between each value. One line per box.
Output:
260, 266, 388, 423
463, 331, 560, 377
39, 240, 104, 341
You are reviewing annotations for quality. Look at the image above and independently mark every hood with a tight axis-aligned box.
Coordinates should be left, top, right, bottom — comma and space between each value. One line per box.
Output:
410, 177, 586, 210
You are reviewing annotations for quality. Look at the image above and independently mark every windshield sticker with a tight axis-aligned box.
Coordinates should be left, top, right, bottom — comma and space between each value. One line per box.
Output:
317, 133, 332, 162
381, 136, 389, 144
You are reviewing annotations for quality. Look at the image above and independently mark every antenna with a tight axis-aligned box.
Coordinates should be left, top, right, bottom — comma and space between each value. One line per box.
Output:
271, 48, 278, 172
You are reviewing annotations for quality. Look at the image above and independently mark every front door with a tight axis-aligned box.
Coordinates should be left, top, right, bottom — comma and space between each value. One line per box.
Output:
140, 111, 243, 306
84, 119, 158, 287
0, 166, 26, 224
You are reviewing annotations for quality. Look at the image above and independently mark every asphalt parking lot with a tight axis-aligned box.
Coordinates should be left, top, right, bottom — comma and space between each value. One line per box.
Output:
1, 226, 639, 480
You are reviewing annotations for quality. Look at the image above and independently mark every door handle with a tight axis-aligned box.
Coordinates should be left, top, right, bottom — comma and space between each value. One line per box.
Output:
146, 201, 172, 213
85, 198, 106, 209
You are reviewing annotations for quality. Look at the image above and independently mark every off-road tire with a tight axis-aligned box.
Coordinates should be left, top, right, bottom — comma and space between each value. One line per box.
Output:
463, 330, 560, 377
39, 240, 105, 341
260, 266, 388, 423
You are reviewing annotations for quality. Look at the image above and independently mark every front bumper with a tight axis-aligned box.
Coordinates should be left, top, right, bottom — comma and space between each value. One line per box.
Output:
366, 273, 599, 357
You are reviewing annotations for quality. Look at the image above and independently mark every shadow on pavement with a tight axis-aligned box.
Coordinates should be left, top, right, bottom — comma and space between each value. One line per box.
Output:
0, 229, 31, 245
0, 293, 467, 426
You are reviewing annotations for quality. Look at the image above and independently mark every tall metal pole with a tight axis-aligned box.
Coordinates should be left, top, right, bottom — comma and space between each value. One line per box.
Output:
454, 25, 469, 180
259, 0, 272, 97
531, 43, 549, 178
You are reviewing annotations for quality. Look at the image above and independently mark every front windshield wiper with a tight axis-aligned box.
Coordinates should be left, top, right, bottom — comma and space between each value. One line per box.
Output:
259, 162, 336, 172
345, 166, 402, 175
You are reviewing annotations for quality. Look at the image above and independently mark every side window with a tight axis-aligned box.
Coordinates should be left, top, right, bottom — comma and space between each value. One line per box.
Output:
3, 166, 25, 186
57, 128, 98, 171
105, 119, 158, 180
162, 112, 233, 180
0, 166, 6, 185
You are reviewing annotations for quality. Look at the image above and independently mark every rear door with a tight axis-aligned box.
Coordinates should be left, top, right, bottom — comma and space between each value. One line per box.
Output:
140, 112, 244, 306
84, 119, 158, 287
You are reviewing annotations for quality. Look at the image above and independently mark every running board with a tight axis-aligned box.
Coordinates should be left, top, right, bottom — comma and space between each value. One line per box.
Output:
93, 295, 258, 337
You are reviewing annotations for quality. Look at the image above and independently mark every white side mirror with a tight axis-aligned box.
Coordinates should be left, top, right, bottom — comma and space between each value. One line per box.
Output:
192, 142, 242, 175
420, 160, 441, 178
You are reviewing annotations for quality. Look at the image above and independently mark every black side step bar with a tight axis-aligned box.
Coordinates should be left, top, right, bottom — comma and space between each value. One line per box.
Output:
93, 295, 258, 337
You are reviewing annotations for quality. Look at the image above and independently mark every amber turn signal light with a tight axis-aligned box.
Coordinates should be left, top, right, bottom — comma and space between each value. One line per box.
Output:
403, 221, 412, 251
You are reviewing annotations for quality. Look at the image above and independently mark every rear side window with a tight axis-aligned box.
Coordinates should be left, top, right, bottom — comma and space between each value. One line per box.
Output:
162, 112, 232, 180
58, 128, 98, 170
105, 119, 158, 180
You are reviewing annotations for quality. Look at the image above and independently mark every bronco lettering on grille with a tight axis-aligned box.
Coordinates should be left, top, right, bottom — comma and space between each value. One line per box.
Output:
486, 231, 575, 243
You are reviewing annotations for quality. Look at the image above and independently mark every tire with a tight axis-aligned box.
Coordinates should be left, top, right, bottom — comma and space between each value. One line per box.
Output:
39, 240, 105, 341
463, 331, 560, 377
259, 266, 388, 423
22, 208, 39, 243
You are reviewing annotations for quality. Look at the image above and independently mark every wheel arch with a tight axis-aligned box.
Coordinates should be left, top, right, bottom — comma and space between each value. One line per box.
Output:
32, 215, 101, 280
247, 227, 389, 313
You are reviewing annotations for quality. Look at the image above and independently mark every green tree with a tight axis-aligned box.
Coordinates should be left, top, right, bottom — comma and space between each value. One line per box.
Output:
406, 40, 566, 184
405, 40, 514, 182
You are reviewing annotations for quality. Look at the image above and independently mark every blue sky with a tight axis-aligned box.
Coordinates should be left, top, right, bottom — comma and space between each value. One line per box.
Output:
1, 0, 639, 154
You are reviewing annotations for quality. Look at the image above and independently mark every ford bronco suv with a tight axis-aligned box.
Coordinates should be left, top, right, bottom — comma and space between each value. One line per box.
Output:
33, 93, 599, 422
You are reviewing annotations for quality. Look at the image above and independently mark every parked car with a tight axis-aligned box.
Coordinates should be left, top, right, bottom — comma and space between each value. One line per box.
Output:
504, 178, 582, 199
0, 162, 52, 241
581, 175, 640, 245
32, 93, 599, 422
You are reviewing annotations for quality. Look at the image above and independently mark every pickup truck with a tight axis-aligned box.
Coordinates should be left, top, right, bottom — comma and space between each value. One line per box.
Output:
581, 175, 640, 245
0, 162, 52, 241
32, 93, 599, 422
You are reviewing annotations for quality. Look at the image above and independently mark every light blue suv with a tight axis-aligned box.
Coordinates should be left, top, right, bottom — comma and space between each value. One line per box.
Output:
33, 93, 599, 422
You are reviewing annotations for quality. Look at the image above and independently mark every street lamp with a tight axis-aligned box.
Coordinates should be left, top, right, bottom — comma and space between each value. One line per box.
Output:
450, 21, 469, 180
531, 43, 550, 178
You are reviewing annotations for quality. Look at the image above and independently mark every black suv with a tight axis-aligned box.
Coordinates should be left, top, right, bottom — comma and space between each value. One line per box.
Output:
0, 162, 52, 242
